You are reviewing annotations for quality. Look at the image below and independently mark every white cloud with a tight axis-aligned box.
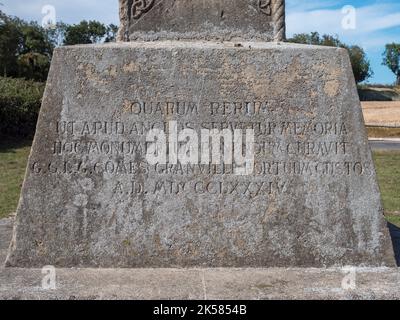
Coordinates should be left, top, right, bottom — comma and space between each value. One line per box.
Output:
286, 0, 343, 12
1, 0, 118, 25
287, 3, 400, 48
286, 2, 400, 83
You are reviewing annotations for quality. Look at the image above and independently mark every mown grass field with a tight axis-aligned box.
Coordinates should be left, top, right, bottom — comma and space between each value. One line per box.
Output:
0, 139, 399, 227
373, 151, 400, 226
0, 137, 31, 219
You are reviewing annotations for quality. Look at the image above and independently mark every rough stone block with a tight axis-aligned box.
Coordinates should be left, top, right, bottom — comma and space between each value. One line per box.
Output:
5, 42, 396, 268
118, 0, 286, 42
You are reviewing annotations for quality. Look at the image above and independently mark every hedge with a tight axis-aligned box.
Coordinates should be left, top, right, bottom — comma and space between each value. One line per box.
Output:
0, 77, 45, 138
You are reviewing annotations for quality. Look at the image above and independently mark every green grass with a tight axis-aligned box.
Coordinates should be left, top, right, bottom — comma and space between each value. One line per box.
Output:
373, 151, 400, 226
0, 136, 31, 219
0, 139, 399, 228
387, 215, 400, 227
373, 151, 400, 214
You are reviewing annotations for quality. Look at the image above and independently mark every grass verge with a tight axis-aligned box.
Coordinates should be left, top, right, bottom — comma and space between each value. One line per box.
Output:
0, 136, 31, 219
373, 151, 400, 227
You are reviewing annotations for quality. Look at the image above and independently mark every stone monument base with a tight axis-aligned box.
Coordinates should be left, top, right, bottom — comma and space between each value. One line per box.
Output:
5, 42, 396, 268
1, 218, 399, 300
3, 267, 400, 300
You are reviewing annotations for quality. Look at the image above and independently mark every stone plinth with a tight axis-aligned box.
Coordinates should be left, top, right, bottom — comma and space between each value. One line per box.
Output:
118, 0, 286, 42
5, 42, 396, 268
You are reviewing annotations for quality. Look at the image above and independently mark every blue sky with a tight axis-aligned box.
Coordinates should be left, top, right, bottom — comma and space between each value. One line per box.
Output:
1, 0, 400, 84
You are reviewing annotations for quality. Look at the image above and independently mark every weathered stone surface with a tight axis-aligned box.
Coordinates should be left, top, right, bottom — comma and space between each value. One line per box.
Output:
5, 42, 396, 268
0, 218, 14, 265
2, 266, 400, 300
1, 218, 397, 300
118, 0, 286, 42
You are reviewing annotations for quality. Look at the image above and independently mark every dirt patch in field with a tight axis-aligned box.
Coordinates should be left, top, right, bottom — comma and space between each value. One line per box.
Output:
362, 101, 400, 127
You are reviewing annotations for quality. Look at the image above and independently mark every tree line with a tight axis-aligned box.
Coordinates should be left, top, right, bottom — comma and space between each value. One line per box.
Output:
288, 32, 400, 85
0, 10, 399, 85
0, 10, 117, 81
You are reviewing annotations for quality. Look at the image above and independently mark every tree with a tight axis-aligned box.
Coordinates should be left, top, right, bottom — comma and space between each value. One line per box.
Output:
0, 10, 23, 77
105, 24, 119, 43
17, 52, 50, 82
19, 22, 53, 57
383, 43, 400, 85
64, 20, 107, 45
288, 32, 373, 83
0, 10, 119, 81
289, 32, 341, 47
347, 45, 372, 84
17, 22, 54, 81
0, 11, 54, 80
46, 22, 68, 47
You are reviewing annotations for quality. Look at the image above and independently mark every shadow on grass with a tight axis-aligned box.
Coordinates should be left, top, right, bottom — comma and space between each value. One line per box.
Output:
0, 135, 33, 154
388, 223, 400, 267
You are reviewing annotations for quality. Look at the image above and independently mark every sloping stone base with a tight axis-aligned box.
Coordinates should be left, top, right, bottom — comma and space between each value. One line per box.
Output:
1, 218, 399, 300
5, 42, 396, 268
